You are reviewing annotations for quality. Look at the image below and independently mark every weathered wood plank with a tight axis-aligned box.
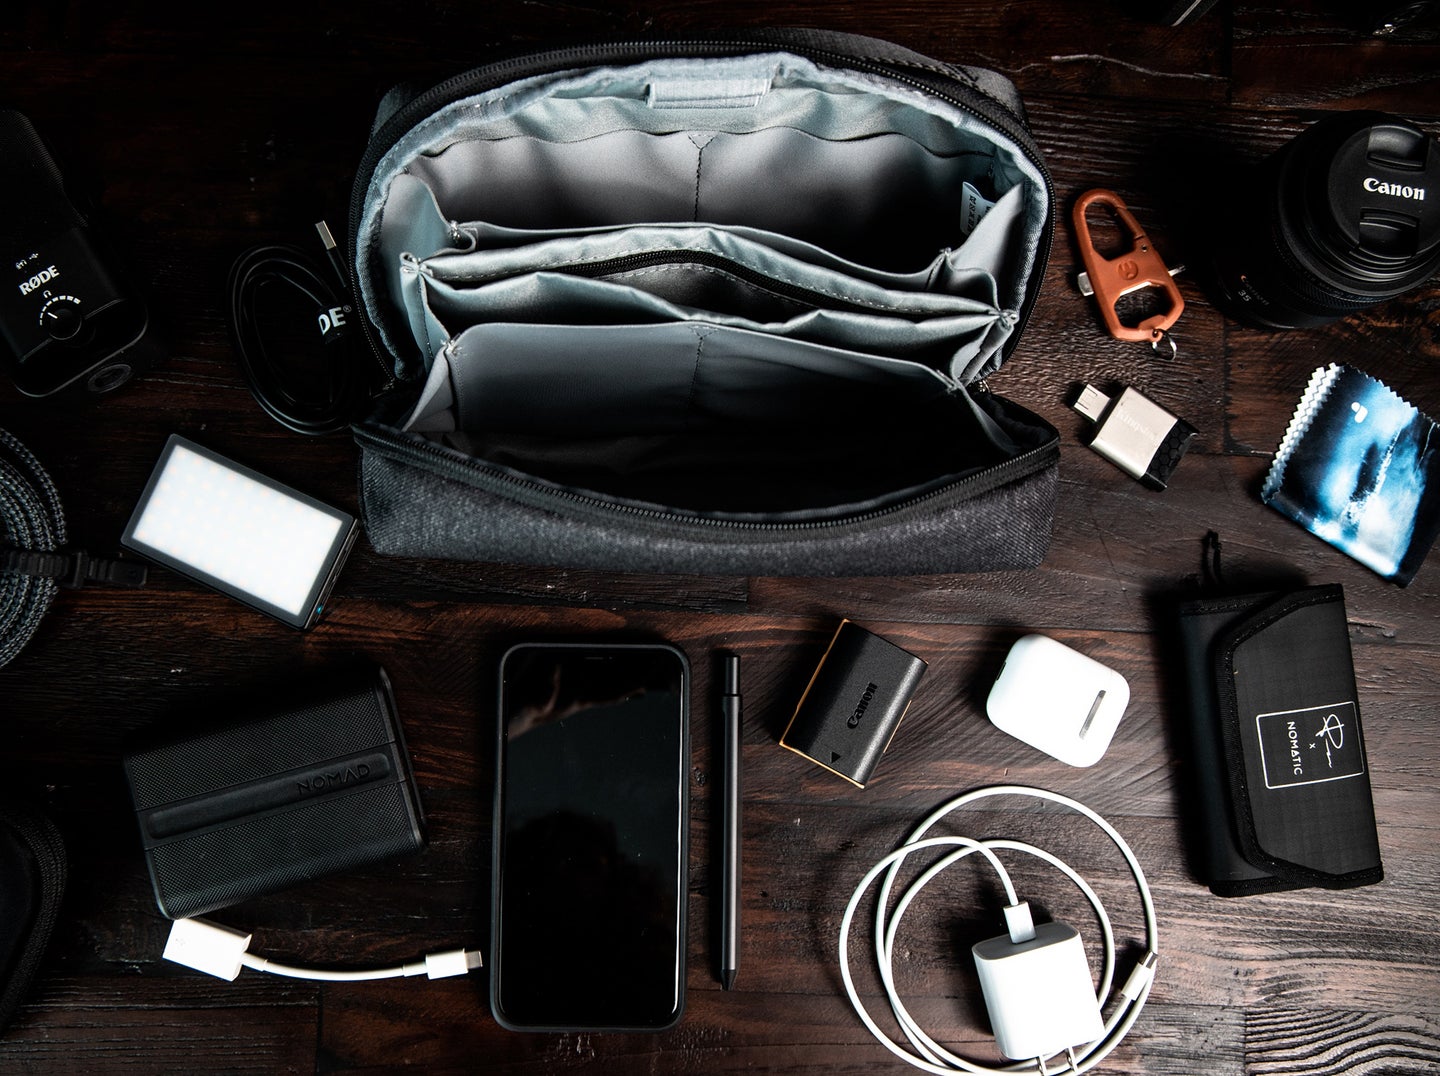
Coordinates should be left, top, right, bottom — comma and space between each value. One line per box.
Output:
3, 3, 1439, 1073
0, 980, 317, 1072
1231, 2, 1440, 113
1245, 1009, 1440, 1076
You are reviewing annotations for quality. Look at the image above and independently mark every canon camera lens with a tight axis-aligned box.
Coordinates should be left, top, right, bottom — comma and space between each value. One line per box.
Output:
1208, 110, 1440, 329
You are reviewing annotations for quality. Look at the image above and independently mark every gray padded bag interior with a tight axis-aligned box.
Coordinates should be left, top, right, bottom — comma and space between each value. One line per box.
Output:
352, 40, 1060, 574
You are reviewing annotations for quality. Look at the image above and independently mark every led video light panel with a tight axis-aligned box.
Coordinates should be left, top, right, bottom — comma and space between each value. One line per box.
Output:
122, 435, 357, 629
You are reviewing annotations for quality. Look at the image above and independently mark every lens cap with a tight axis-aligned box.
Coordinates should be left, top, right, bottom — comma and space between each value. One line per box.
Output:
1208, 110, 1440, 328
1292, 111, 1440, 288
1330, 118, 1440, 262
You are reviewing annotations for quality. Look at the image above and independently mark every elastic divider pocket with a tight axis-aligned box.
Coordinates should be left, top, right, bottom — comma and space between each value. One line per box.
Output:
420, 224, 1001, 308
400, 121, 1005, 273
397, 323, 1027, 515
416, 270, 1003, 364
445, 220, 967, 295
410, 224, 1007, 370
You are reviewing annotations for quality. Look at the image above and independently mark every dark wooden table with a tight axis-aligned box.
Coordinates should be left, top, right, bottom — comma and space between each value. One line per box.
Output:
3, 3, 1438, 1073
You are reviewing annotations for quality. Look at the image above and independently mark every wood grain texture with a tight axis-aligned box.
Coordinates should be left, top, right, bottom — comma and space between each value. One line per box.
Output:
3, 1, 1439, 1073
1231, 2, 1440, 112
1245, 1010, 1440, 1076
0, 977, 317, 1073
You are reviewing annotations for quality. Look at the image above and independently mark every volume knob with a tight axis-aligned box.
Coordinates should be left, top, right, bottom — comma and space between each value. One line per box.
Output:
39, 295, 84, 341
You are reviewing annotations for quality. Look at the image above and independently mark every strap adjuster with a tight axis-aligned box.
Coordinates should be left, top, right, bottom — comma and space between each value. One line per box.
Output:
1, 546, 147, 588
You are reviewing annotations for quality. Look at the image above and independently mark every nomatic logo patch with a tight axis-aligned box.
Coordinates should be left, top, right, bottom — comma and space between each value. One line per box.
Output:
1256, 700, 1365, 789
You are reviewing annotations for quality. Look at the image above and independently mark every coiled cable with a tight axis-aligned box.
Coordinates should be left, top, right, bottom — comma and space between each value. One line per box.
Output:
226, 223, 373, 436
0, 428, 145, 668
0, 428, 66, 668
839, 785, 1159, 1075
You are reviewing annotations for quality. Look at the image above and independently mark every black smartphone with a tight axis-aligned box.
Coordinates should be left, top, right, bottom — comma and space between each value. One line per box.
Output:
491, 642, 689, 1031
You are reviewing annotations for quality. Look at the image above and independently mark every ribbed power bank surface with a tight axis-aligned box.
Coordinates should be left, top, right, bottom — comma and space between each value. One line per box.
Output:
124, 667, 425, 919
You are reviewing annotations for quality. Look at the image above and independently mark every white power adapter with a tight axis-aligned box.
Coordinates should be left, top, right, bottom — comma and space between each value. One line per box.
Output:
972, 911, 1105, 1061
838, 786, 1160, 1076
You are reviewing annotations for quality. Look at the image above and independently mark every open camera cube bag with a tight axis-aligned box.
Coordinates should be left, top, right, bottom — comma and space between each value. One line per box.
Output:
350, 30, 1059, 576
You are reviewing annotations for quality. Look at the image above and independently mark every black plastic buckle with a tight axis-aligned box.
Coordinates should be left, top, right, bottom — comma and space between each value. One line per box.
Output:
0, 546, 147, 588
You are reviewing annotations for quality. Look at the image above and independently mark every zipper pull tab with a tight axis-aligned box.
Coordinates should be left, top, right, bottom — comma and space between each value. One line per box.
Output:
447, 222, 477, 252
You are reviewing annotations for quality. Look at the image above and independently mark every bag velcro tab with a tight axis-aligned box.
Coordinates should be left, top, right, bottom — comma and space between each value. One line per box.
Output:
648, 73, 774, 109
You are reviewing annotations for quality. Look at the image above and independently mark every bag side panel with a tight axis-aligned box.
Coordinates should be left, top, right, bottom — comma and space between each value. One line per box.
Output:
358, 442, 1056, 576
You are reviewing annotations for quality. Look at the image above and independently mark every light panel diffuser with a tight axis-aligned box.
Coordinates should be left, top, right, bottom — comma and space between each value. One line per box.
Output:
122, 435, 356, 629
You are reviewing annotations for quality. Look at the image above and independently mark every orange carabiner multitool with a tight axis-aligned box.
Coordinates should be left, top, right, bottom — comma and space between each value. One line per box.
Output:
1072, 189, 1183, 351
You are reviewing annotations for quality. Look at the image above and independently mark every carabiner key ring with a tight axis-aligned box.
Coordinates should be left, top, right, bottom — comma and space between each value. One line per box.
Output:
1073, 189, 1184, 346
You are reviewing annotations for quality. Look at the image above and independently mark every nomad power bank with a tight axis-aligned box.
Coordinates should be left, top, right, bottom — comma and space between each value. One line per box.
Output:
124, 666, 426, 919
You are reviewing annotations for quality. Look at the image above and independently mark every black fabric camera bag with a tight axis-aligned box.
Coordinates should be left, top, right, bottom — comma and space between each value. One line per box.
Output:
0, 800, 65, 1036
349, 30, 1058, 576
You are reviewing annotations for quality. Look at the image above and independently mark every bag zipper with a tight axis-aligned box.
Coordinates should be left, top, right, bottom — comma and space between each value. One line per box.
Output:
355, 420, 1058, 535
347, 33, 1054, 387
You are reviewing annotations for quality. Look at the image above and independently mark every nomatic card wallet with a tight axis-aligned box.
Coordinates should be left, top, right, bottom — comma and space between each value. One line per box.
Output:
1174, 584, 1382, 896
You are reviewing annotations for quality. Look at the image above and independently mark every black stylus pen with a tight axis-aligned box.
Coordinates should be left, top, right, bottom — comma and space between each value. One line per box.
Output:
721, 653, 742, 991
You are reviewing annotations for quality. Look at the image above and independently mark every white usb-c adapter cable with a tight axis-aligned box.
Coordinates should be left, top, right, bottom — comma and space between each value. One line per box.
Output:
163, 917, 482, 983
839, 785, 1159, 1075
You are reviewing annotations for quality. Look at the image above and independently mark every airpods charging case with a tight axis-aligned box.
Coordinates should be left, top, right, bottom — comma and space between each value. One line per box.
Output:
985, 635, 1130, 767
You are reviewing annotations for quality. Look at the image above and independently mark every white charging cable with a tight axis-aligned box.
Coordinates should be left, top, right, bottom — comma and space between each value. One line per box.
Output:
839, 785, 1159, 1076
163, 917, 483, 983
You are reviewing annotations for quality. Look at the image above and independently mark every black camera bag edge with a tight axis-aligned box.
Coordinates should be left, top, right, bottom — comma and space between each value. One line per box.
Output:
0, 800, 66, 1037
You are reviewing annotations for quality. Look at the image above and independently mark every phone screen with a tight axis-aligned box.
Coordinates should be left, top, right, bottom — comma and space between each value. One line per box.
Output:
491, 643, 689, 1031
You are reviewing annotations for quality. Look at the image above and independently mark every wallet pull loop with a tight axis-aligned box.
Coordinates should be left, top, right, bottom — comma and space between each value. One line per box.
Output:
1073, 188, 1184, 351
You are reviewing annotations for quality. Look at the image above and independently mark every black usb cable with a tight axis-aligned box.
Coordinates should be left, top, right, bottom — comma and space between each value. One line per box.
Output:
226, 222, 373, 436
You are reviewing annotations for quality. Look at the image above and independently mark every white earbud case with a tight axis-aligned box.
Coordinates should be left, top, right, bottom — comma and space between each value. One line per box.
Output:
985, 635, 1130, 767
